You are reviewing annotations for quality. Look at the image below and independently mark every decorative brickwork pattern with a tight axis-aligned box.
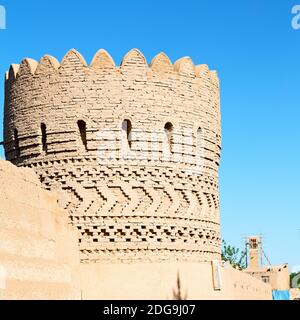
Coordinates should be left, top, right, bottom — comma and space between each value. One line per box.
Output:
4, 49, 222, 263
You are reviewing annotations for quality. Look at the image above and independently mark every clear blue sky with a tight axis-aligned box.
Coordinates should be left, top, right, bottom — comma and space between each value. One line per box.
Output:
0, 0, 299, 270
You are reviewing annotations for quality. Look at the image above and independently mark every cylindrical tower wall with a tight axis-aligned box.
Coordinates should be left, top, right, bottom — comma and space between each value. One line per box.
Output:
4, 49, 222, 263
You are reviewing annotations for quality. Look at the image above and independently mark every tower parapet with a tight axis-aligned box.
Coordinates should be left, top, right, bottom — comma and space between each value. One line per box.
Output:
4, 48, 222, 263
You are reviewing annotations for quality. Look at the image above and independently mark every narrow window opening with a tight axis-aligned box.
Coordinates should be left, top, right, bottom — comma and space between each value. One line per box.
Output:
164, 122, 173, 152
122, 119, 132, 149
41, 123, 47, 153
197, 127, 203, 146
77, 120, 88, 151
197, 127, 204, 164
14, 129, 20, 158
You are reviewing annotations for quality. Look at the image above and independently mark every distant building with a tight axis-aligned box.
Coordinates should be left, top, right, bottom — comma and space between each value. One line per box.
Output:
244, 236, 292, 299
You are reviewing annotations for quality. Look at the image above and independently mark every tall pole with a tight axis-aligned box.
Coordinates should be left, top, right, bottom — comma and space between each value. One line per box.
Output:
260, 235, 263, 269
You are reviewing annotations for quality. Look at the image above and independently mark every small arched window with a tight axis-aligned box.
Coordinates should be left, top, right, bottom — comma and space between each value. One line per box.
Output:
77, 120, 88, 151
164, 122, 173, 152
197, 127, 202, 145
122, 119, 132, 149
41, 123, 47, 153
197, 127, 204, 166
14, 129, 20, 158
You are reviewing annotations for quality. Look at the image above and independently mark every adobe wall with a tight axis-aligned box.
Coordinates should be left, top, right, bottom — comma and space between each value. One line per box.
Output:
245, 265, 290, 291
4, 49, 222, 264
79, 261, 272, 300
0, 160, 80, 300
290, 288, 300, 300
0, 160, 272, 300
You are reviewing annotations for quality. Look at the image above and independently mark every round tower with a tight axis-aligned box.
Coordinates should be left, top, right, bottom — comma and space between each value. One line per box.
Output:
4, 48, 222, 263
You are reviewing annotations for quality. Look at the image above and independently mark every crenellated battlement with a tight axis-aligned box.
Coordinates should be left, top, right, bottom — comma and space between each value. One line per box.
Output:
4, 48, 222, 264
5, 49, 219, 87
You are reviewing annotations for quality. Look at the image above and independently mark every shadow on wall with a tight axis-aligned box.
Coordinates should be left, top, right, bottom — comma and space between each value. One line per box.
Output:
172, 272, 188, 300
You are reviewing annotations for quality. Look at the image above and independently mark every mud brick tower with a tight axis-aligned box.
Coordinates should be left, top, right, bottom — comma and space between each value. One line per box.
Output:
4, 48, 222, 265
